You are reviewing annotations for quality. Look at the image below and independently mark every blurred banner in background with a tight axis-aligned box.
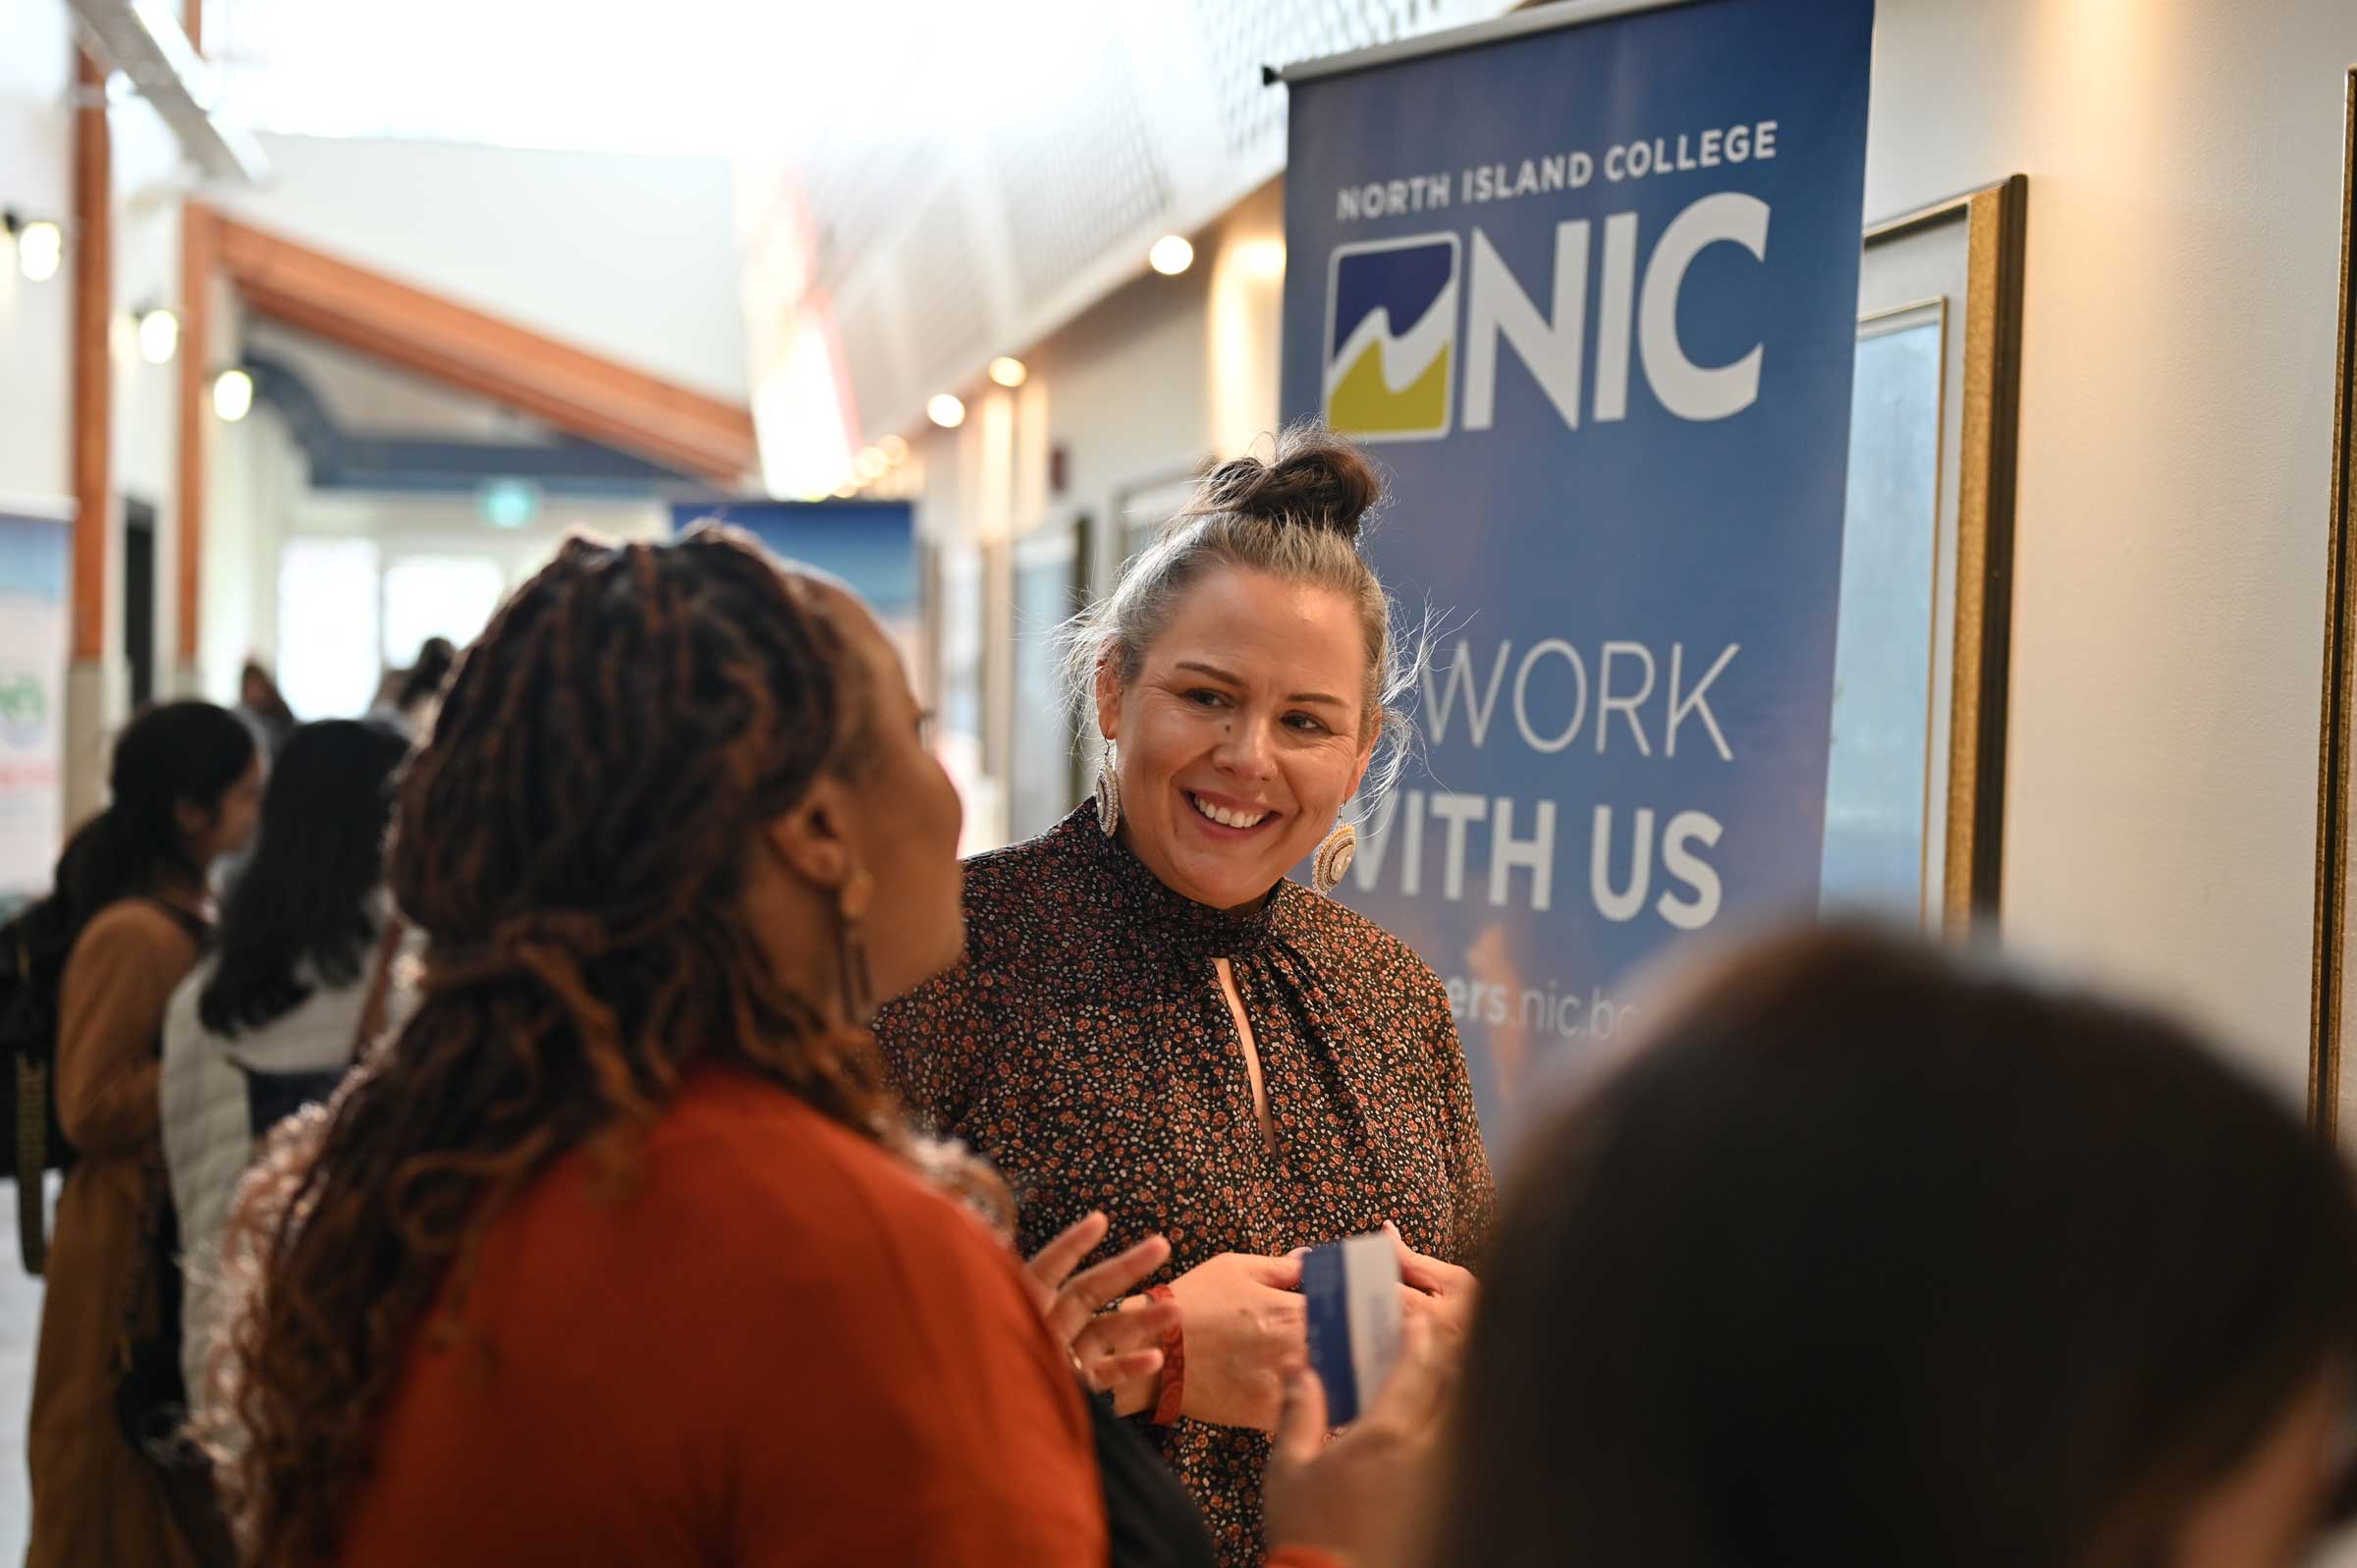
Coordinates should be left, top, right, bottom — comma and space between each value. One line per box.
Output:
0, 504, 70, 905
669, 496, 919, 663
667, 497, 969, 823
1279, 0, 1875, 1148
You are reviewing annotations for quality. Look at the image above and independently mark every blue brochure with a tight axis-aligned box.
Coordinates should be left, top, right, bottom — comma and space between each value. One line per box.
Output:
1300, 1231, 1403, 1426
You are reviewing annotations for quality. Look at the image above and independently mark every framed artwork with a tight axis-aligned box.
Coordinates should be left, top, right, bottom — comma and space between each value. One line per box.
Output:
1817, 176, 2028, 935
2310, 70, 2357, 1140
980, 537, 1011, 785
924, 538, 1004, 854
917, 538, 943, 713
1009, 514, 1094, 842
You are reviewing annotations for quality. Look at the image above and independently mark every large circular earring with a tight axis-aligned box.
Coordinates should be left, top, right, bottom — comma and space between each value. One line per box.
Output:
1094, 742, 1122, 837
1311, 821, 1357, 895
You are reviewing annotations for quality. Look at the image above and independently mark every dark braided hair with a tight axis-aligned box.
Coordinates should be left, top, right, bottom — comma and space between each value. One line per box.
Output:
207, 529, 998, 1566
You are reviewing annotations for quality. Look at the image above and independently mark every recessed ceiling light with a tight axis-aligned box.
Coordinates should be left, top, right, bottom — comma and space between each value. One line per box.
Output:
136, 306, 179, 365
211, 368, 253, 422
12, 218, 62, 283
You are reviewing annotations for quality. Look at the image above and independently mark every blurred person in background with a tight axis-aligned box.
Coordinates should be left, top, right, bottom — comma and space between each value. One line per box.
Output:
25, 701, 261, 1567
202, 531, 1381, 1568
875, 427, 1491, 1565
1434, 924, 2357, 1568
367, 634, 459, 741
234, 662, 297, 761
162, 718, 412, 1418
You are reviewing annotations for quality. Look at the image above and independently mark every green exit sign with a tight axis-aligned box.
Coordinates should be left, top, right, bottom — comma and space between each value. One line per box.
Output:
478, 479, 542, 529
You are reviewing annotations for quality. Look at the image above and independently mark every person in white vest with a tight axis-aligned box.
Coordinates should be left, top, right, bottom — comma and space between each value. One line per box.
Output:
162, 718, 414, 1410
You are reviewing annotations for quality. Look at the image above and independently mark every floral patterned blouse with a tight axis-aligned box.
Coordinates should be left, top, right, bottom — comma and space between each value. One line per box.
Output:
873, 805, 1494, 1566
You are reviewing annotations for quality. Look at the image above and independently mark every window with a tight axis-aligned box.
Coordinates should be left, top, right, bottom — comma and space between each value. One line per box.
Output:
381, 556, 506, 669
276, 536, 382, 721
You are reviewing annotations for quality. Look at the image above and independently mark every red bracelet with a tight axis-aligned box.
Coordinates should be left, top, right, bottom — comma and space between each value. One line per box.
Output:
1146, 1283, 1185, 1425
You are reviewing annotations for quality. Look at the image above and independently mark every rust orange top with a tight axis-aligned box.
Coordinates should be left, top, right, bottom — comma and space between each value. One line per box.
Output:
339, 1065, 1107, 1567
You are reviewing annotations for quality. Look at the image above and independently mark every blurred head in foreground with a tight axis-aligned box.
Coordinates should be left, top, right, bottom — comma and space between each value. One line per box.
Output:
1443, 924, 2357, 1568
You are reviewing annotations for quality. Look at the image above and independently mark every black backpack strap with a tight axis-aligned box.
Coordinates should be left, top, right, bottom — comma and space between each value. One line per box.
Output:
9, 917, 46, 1274
139, 896, 213, 950
14, 1065, 42, 1275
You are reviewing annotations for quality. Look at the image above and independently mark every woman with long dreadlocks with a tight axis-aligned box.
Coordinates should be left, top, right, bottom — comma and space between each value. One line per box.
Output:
202, 531, 1125, 1566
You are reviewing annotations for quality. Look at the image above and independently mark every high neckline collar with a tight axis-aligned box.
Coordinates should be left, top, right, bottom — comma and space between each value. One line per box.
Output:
1058, 803, 1284, 962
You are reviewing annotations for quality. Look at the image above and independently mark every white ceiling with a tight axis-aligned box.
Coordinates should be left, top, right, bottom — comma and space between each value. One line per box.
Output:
747, 0, 1516, 444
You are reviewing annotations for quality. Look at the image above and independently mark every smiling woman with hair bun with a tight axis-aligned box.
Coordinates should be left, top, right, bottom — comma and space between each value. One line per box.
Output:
874, 423, 1494, 1567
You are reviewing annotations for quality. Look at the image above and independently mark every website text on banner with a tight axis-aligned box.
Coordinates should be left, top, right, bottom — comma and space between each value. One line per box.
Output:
1278, 0, 1876, 1147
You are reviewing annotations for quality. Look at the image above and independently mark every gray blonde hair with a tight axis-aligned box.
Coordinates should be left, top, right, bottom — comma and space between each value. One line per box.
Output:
1058, 423, 1419, 809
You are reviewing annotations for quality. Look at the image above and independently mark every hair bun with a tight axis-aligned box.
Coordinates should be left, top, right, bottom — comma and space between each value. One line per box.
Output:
1197, 424, 1381, 542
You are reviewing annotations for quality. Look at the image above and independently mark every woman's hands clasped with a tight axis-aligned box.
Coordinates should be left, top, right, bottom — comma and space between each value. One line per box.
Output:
1163, 1250, 1309, 1431
1022, 1216, 1478, 1437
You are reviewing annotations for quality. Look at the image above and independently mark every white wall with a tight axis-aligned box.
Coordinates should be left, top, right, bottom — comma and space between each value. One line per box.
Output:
990, 260, 1216, 529
198, 385, 297, 697
1863, 0, 2355, 1099
111, 93, 187, 701
220, 135, 747, 401
0, 0, 74, 985
904, 185, 1288, 547
0, 0, 72, 506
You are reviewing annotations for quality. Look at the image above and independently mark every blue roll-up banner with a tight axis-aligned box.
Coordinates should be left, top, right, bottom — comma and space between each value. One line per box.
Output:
1279, 0, 1875, 1147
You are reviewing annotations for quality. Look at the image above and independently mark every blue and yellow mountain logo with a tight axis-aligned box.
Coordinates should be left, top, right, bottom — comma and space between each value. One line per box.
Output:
1323, 235, 1461, 442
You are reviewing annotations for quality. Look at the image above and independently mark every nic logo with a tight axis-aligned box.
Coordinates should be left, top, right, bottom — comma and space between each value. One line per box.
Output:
1323, 234, 1461, 442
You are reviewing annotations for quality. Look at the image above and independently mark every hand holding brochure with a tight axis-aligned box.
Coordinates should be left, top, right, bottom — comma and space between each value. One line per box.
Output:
1299, 1231, 1403, 1426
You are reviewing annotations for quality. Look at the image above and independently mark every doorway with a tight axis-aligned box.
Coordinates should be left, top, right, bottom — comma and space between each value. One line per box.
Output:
123, 497, 155, 711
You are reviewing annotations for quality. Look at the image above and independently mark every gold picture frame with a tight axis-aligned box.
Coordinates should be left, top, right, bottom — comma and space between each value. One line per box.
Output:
2308, 70, 2357, 1140
1827, 177, 2028, 934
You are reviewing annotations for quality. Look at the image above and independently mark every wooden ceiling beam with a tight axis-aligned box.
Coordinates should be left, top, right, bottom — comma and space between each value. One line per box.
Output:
213, 216, 756, 485
176, 0, 207, 665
